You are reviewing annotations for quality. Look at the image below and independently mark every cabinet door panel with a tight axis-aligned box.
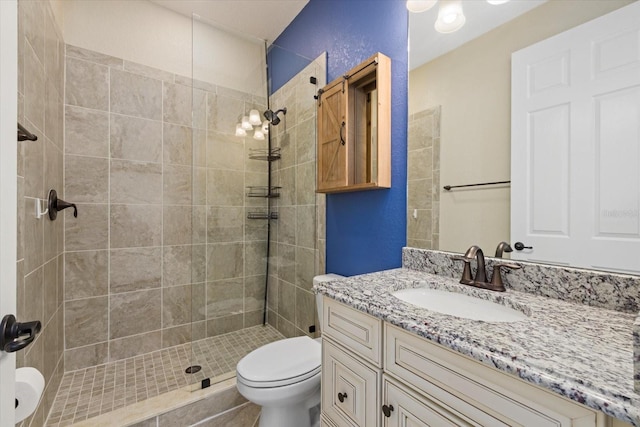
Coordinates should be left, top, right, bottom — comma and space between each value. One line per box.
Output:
383, 378, 480, 427
318, 81, 348, 191
322, 338, 380, 427
322, 297, 382, 367
385, 324, 598, 427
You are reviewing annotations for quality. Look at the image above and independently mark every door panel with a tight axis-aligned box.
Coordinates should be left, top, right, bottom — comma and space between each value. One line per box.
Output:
511, 2, 640, 273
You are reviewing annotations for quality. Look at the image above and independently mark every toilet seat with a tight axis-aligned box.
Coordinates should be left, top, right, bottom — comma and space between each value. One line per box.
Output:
237, 336, 321, 388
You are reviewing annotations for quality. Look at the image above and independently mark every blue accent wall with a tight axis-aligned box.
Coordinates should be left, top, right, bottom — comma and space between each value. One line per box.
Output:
272, 0, 408, 277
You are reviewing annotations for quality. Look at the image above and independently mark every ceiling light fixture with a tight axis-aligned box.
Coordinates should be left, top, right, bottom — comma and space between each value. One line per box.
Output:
406, 0, 437, 13
435, 0, 466, 34
486, 0, 510, 4
235, 124, 247, 137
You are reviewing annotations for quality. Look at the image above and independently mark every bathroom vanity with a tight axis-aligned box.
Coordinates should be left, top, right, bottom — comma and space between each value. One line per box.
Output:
315, 250, 640, 427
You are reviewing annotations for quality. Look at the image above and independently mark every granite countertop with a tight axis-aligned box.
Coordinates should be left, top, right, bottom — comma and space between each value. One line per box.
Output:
314, 268, 640, 426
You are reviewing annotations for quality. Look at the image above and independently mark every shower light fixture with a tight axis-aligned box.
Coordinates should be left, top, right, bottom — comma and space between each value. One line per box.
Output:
235, 124, 247, 137
241, 116, 253, 130
249, 109, 262, 126
435, 0, 466, 34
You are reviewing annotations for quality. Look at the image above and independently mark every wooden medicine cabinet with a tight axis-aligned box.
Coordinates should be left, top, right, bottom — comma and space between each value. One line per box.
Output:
316, 53, 391, 193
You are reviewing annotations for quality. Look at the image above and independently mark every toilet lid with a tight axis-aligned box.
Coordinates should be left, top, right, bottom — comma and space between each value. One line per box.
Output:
237, 336, 321, 388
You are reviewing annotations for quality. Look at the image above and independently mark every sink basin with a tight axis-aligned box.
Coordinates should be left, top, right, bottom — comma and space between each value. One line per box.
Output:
392, 288, 529, 323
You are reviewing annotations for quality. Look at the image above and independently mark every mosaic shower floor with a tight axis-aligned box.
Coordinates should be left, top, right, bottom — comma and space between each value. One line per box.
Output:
45, 325, 284, 426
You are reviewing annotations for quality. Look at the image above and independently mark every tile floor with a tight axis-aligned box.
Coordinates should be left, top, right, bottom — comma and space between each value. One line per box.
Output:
45, 325, 284, 426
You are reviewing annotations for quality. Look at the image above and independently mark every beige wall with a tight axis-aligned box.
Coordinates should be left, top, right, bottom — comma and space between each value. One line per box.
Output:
61, 0, 266, 93
409, 0, 635, 254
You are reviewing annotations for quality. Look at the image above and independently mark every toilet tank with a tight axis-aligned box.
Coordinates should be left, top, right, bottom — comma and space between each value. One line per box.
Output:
313, 274, 344, 331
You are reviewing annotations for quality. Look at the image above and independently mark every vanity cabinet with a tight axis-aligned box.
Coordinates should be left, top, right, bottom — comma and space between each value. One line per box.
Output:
316, 53, 391, 193
320, 297, 627, 427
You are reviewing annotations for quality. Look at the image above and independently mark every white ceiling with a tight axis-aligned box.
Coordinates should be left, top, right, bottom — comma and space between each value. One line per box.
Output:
410, 0, 548, 69
151, 0, 547, 69
150, 0, 309, 42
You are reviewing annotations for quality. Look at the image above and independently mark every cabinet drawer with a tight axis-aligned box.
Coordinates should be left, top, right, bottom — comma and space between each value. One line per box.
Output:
322, 338, 380, 427
385, 324, 600, 427
382, 376, 506, 427
322, 297, 382, 367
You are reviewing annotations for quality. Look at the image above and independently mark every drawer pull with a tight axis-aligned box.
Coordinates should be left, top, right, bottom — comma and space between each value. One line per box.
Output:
337, 392, 348, 403
382, 404, 394, 418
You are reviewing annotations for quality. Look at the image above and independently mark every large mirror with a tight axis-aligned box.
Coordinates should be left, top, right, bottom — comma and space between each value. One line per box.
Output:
407, 0, 638, 274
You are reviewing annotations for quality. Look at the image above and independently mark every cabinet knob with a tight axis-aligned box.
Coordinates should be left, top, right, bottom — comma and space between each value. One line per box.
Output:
337, 392, 347, 403
382, 404, 394, 418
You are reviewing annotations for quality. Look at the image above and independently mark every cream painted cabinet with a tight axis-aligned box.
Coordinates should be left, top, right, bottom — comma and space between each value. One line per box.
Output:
320, 297, 628, 427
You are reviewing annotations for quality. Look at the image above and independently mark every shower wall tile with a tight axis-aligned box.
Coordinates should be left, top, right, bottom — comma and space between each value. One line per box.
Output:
65, 57, 109, 111
65, 342, 109, 371
295, 288, 315, 333
244, 275, 265, 313
207, 206, 244, 243
110, 160, 163, 204
66, 44, 123, 68
207, 243, 244, 281
206, 314, 243, 338
43, 259, 58, 324
110, 204, 162, 249
63, 44, 273, 367
207, 131, 244, 171
24, 41, 45, 132
163, 123, 192, 166
64, 203, 109, 251
162, 285, 192, 327
65, 106, 109, 157
110, 69, 162, 120
65, 250, 108, 300
65, 155, 109, 203
23, 127, 44, 198
163, 245, 194, 287
164, 164, 193, 205
20, 0, 45, 66
206, 93, 244, 134
23, 198, 43, 273
109, 289, 161, 339
163, 82, 192, 126
110, 247, 162, 293
207, 169, 244, 206
18, 7, 64, 425
110, 114, 163, 163
245, 241, 267, 277
24, 267, 44, 328
44, 80, 62, 147
163, 206, 193, 246
65, 296, 109, 349
109, 331, 162, 361
124, 60, 174, 82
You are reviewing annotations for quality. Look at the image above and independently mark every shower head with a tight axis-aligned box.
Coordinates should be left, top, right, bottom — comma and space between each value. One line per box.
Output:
263, 108, 287, 125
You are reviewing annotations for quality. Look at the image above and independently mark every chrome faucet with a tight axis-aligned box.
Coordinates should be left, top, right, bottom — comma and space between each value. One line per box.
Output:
451, 245, 521, 292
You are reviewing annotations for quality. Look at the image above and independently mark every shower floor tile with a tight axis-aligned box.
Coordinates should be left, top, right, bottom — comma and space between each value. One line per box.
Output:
45, 325, 284, 426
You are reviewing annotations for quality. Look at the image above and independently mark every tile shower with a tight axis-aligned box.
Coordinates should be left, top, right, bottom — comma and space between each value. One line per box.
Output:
15, 2, 325, 426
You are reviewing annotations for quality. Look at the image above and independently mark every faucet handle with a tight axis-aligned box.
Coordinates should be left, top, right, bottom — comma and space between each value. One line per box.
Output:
450, 255, 473, 284
490, 262, 521, 290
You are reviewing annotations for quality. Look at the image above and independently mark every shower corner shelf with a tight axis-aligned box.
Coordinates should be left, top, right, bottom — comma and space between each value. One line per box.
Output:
247, 186, 281, 198
247, 210, 278, 220
249, 147, 281, 162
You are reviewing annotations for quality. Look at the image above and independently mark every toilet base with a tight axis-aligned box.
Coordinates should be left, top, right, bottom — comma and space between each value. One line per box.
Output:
259, 402, 318, 427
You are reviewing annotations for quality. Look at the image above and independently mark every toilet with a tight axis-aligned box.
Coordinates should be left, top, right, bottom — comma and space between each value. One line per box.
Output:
236, 274, 344, 427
